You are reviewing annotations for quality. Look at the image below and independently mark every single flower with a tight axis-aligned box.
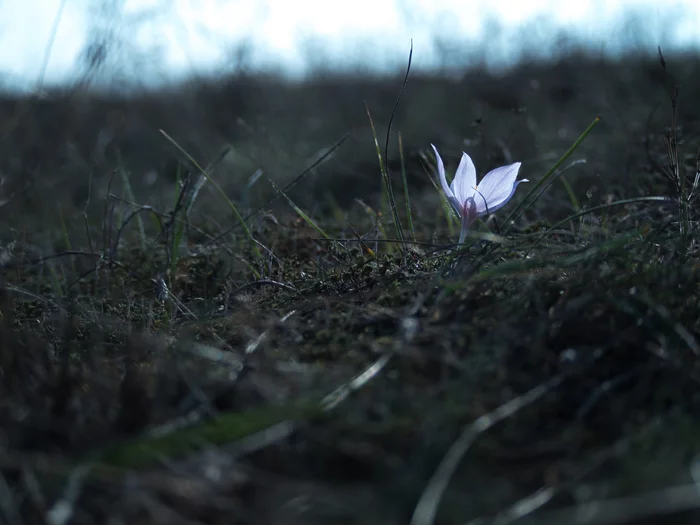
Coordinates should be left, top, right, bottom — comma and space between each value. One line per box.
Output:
431, 144, 528, 244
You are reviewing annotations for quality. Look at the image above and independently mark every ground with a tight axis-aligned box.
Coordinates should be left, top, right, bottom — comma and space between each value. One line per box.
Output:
1, 49, 700, 524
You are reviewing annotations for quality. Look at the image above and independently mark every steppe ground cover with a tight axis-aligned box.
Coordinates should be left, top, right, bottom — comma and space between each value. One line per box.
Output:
1, 48, 700, 524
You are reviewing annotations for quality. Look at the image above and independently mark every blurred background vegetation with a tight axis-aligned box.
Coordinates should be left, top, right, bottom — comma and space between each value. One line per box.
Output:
0, 0, 698, 240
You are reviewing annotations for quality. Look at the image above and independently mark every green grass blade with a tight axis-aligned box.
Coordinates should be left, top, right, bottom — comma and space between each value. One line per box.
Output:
559, 175, 580, 212
170, 165, 186, 275
57, 204, 76, 275
503, 116, 601, 232
94, 402, 321, 469
271, 181, 331, 240
539, 196, 672, 239
398, 132, 416, 242
116, 156, 147, 251
365, 102, 405, 249
457, 229, 643, 285
159, 129, 262, 264
355, 199, 389, 245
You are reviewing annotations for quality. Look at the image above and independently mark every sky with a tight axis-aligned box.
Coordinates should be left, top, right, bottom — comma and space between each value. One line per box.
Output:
0, 0, 698, 91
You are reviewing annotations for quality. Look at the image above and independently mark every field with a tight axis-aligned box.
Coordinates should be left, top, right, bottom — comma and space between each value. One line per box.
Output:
2, 48, 700, 524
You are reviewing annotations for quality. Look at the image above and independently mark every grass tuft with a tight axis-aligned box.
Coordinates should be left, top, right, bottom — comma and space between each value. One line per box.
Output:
159, 129, 263, 269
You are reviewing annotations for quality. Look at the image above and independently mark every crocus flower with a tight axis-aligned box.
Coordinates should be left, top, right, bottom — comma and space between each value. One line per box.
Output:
431, 144, 528, 244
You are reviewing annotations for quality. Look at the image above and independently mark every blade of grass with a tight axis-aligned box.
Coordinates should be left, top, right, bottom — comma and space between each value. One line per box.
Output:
325, 191, 346, 225
244, 133, 349, 217
380, 40, 413, 248
399, 132, 416, 242
539, 196, 672, 241
459, 229, 644, 284
503, 116, 601, 232
365, 102, 404, 250
184, 146, 229, 219
116, 155, 147, 251
347, 222, 376, 257
57, 204, 76, 275
89, 335, 389, 471
270, 181, 330, 240
95, 402, 320, 469
201, 131, 351, 251
411, 373, 567, 525
531, 159, 588, 222
169, 150, 227, 276
355, 199, 389, 248
46, 259, 64, 299
170, 164, 186, 275
242, 168, 263, 208
559, 171, 581, 212
159, 129, 262, 264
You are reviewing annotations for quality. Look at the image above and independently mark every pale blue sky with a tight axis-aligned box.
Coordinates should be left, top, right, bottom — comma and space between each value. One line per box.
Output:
0, 0, 698, 91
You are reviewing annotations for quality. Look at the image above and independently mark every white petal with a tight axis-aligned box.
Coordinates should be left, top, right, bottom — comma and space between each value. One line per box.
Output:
451, 151, 477, 204
473, 162, 525, 214
431, 144, 454, 203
